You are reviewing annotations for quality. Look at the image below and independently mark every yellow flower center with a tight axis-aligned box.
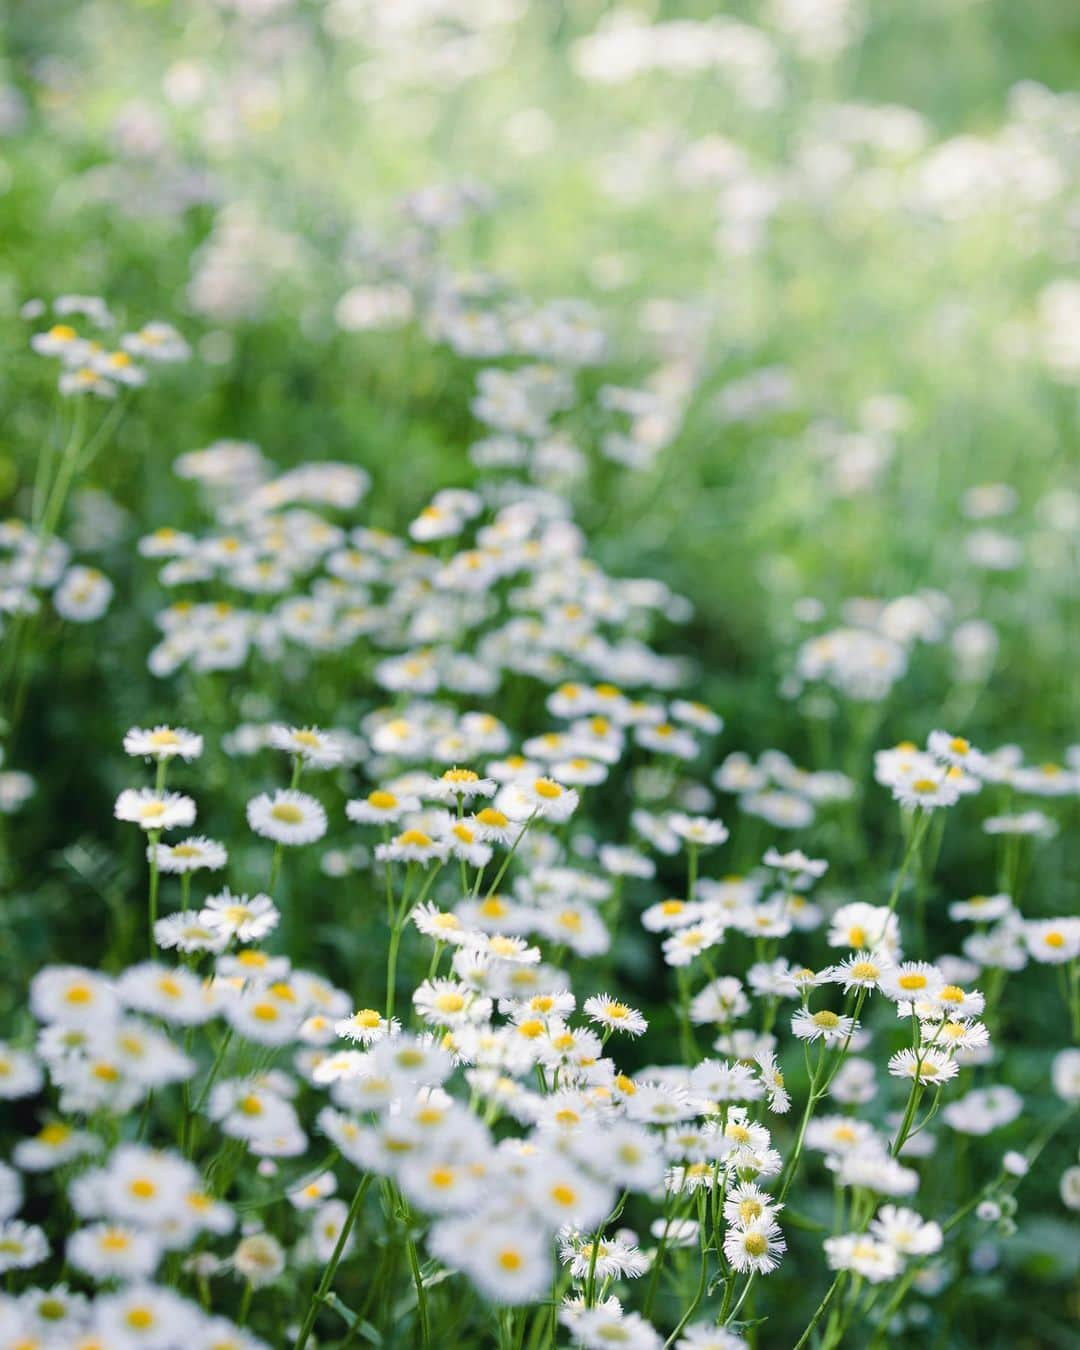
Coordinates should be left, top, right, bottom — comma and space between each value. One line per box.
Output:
443, 768, 478, 784
270, 803, 304, 824
368, 790, 397, 809
813, 1011, 840, 1029
398, 829, 432, 847
898, 973, 928, 990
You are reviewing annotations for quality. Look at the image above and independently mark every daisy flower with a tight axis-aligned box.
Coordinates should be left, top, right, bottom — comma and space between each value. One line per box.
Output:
887, 1047, 958, 1085
346, 788, 422, 825
123, 725, 204, 762
334, 1009, 398, 1045
246, 790, 327, 845
441, 819, 493, 868
375, 829, 449, 865
948, 893, 1014, 923
824, 1234, 902, 1283
201, 890, 280, 943
828, 949, 892, 993
30, 966, 118, 1027
412, 901, 472, 946
148, 836, 227, 874
1025, 918, 1080, 964
470, 807, 521, 845
791, 1008, 857, 1045
424, 767, 497, 801
674, 1326, 747, 1349
891, 768, 961, 811
723, 1218, 786, 1274
878, 961, 945, 1002
668, 812, 729, 848
662, 920, 724, 967
870, 1204, 943, 1256
269, 725, 344, 769
763, 846, 827, 878
828, 902, 899, 955
115, 788, 197, 831
583, 994, 648, 1036
67, 1223, 162, 1281
754, 1051, 791, 1113
503, 776, 579, 823
413, 979, 492, 1027
927, 730, 988, 775
932, 1019, 991, 1053
723, 1182, 782, 1228
0, 1220, 49, 1273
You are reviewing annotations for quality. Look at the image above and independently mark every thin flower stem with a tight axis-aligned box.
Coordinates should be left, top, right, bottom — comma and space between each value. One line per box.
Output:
479, 811, 537, 901
792, 1272, 843, 1350
292, 1173, 373, 1350
663, 1192, 710, 1347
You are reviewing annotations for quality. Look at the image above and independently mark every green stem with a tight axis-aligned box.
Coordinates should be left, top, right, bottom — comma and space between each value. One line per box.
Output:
292, 1174, 373, 1350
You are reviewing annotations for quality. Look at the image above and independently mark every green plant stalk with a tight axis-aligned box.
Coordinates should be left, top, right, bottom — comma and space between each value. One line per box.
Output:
292, 1173, 374, 1350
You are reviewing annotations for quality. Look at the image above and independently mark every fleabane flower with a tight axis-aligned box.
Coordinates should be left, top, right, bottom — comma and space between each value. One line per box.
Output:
115, 788, 196, 832
269, 725, 343, 769
375, 828, 450, 865
346, 788, 422, 824
440, 819, 493, 867
887, 1046, 958, 1085
424, 767, 497, 801
763, 847, 827, 879
870, 1204, 943, 1256
668, 813, 729, 848
828, 949, 892, 993
824, 1233, 902, 1283
791, 1008, 857, 1045
828, 902, 899, 955
890, 766, 961, 811
583, 994, 648, 1037
1024, 918, 1080, 964
335, 1009, 398, 1045
148, 835, 227, 874
878, 961, 945, 1003
246, 790, 327, 845
201, 890, 280, 943
503, 775, 579, 823
123, 725, 204, 762
723, 1218, 786, 1274
927, 730, 989, 776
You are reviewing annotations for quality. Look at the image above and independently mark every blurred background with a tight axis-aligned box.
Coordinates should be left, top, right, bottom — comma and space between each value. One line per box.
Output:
0, 3, 1077, 1341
